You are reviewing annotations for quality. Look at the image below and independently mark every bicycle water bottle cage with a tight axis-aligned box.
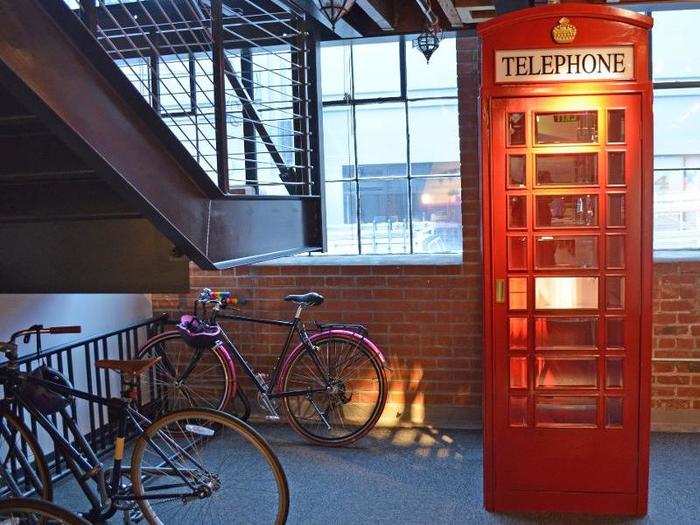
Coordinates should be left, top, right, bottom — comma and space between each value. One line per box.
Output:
176, 315, 222, 348
20, 365, 72, 415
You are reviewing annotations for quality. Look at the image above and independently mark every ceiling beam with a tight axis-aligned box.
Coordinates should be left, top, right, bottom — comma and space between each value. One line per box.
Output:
355, 0, 394, 31
435, 0, 464, 28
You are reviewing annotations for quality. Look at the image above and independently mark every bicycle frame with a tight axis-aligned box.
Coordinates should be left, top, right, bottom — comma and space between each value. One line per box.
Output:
215, 311, 331, 399
0, 369, 210, 521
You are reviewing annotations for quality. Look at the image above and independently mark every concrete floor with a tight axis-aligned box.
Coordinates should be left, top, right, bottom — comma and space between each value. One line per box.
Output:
54, 426, 700, 524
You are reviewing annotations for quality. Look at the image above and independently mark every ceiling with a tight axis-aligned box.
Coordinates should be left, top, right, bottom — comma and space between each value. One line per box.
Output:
307, 0, 686, 39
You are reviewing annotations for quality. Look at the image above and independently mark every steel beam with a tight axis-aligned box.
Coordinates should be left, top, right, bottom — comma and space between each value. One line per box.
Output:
355, 0, 394, 31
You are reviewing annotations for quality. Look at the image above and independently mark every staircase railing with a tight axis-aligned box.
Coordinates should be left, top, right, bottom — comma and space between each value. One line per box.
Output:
62, 0, 314, 196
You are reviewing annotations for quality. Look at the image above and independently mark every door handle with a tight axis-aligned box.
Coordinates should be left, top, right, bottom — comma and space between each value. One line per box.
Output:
495, 279, 506, 304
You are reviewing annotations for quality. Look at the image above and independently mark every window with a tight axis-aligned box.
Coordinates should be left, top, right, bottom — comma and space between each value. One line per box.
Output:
652, 9, 700, 251
320, 36, 462, 256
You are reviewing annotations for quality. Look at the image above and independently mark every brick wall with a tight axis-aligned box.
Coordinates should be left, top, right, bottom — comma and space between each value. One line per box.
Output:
152, 33, 700, 431
652, 261, 700, 431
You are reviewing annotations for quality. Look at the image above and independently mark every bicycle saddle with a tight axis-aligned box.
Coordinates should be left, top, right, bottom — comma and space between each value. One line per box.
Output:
284, 292, 325, 307
95, 358, 161, 376
176, 315, 222, 348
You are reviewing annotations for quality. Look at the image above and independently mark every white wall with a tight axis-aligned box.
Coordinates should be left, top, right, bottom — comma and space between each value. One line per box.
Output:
0, 294, 152, 357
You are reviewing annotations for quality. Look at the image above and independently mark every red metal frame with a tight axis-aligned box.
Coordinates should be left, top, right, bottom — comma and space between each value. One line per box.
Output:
478, 4, 653, 516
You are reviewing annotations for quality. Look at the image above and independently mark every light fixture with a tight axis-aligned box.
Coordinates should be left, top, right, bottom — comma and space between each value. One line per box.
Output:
413, 22, 442, 63
317, 0, 356, 30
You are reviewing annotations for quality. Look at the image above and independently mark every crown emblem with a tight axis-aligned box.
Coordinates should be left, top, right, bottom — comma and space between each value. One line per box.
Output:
552, 17, 577, 44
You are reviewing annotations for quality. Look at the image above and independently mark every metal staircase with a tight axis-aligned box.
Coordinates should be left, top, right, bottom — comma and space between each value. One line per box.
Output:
0, 0, 323, 292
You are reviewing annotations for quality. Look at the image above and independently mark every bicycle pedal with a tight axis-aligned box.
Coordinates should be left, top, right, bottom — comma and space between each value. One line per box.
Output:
265, 415, 281, 422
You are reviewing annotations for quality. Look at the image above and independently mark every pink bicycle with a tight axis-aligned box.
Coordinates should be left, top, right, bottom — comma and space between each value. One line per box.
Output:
137, 288, 388, 446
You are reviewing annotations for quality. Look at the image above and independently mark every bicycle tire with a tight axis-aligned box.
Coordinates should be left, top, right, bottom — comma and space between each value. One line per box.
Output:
281, 333, 388, 447
130, 408, 289, 525
136, 331, 235, 415
0, 408, 53, 501
0, 497, 89, 524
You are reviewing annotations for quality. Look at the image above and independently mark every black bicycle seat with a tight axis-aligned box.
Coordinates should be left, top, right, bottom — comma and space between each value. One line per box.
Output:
284, 292, 325, 307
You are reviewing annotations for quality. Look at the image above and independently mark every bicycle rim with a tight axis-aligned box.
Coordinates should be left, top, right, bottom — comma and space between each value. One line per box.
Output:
130, 408, 289, 525
137, 332, 234, 416
0, 498, 90, 525
0, 409, 52, 500
283, 337, 387, 446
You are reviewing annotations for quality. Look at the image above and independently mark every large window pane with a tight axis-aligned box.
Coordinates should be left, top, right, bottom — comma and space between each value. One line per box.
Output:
652, 10, 700, 81
359, 179, 409, 254
408, 99, 459, 174
325, 181, 359, 255
321, 43, 352, 102
322, 106, 355, 181
353, 40, 401, 99
411, 177, 462, 253
355, 103, 407, 177
406, 35, 457, 98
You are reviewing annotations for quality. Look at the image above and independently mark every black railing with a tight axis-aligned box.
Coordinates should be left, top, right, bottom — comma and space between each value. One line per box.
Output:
1, 315, 168, 488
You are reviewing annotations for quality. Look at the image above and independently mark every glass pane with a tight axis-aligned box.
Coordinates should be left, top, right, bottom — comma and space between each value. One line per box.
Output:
159, 54, 191, 114
508, 196, 527, 228
410, 177, 462, 253
536, 195, 598, 227
321, 43, 352, 101
509, 318, 528, 349
359, 179, 409, 254
606, 235, 625, 268
608, 110, 625, 143
406, 36, 457, 97
408, 99, 459, 177
510, 357, 528, 388
652, 154, 700, 250
509, 277, 528, 310
607, 318, 625, 348
535, 111, 598, 144
606, 357, 624, 388
536, 317, 598, 350
353, 40, 400, 99
606, 397, 623, 428
509, 155, 526, 187
535, 235, 598, 269
355, 103, 407, 176
509, 396, 528, 427
536, 357, 598, 388
606, 276, 625, 309
536, 153, 598, 186
652, 10, 700, 82
608, 194, 626, 227
325, 181, 359, 255
508, 112, 525, 145
508, 236, 527, 270
536, 396, 597, 427
608, 152, 625, 185
535, 277, 599, 310
323, 106, 355, 180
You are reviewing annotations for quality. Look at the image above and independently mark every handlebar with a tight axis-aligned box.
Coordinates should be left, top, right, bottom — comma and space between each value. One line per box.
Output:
9, 324, 82, 344
197, 288, 246, 308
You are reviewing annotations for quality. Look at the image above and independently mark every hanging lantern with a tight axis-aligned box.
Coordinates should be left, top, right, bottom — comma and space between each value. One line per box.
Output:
413, 23, 442, 63
317, 0, 356, 30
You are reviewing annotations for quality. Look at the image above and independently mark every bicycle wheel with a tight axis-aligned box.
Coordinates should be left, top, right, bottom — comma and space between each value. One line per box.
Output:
136, 331, 235, 416
0, 409, 52, 500
0, 498, 89, 525
130, 408, 289, 525
281, 334, 388, 446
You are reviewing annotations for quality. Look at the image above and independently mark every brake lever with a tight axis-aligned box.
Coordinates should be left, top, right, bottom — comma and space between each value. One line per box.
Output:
23, 324, 43, 344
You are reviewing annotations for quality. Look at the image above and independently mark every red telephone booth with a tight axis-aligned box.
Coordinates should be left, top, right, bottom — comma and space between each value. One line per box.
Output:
478, 4, 653, 516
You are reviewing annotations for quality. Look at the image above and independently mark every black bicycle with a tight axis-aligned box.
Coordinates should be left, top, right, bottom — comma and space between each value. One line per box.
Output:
0, 324, 289, 524
137, 288, 389, 446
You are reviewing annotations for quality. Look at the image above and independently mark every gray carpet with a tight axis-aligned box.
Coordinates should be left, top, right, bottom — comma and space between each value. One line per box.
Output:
52, 426, 700, 524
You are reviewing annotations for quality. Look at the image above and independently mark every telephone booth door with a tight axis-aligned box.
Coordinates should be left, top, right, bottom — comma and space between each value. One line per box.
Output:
492, 93, 641, 501
478, 4, 654, 516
